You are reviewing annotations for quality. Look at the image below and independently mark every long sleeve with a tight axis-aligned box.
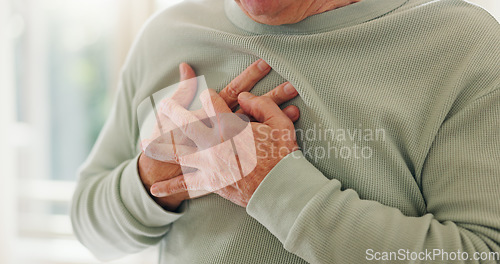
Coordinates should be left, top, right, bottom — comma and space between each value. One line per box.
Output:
69, 0, 500, 262
247, 88, 500, 263
70, 72, 184, 261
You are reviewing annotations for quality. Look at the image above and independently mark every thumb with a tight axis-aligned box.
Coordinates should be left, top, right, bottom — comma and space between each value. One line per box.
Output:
179, 62, 196, 81
238, 92, 294, 130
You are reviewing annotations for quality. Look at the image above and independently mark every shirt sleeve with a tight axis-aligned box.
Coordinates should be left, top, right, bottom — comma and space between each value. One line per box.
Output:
70, 73, 185, 261
247, 88, 500, 264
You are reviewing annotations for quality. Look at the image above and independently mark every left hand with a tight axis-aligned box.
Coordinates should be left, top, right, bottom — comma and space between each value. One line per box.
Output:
150, 90, 299, 207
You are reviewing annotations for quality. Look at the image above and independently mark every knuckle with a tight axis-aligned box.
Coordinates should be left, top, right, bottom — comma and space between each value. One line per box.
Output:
224, 82, 240, 99
165, 179, 185, 193
167, 180, 182, 192
269, 89, 280, 100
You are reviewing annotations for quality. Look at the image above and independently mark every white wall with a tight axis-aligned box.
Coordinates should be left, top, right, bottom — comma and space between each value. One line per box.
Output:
0, 0, 17, 263
469, 0, 500, 21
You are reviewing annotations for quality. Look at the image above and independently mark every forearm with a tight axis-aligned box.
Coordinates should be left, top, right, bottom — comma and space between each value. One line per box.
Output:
70, 66, 188, 259
247, 151, 500, 264
71, 154, 183, 260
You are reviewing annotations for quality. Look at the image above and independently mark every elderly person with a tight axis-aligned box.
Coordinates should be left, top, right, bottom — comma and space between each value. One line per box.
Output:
71, 0, 500, 263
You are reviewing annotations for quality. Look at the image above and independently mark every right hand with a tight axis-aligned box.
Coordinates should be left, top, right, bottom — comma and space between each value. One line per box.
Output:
138, 59, 300, 211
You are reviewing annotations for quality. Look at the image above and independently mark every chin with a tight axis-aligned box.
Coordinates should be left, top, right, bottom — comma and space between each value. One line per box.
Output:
237, 0, 282, 17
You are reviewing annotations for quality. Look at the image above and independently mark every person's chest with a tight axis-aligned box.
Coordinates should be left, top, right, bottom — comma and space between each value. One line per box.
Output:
131, 30, 461, 217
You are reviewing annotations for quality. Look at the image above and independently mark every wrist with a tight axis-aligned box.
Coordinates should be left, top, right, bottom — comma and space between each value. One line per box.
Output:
120, 153, 185, 227
138, 153, 187, 212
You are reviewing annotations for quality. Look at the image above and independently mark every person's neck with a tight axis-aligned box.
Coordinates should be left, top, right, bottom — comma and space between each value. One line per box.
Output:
240, 0, 362, 26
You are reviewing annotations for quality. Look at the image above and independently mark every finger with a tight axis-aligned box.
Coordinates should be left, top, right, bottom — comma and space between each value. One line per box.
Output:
170, 63, 197, 108
151, 171, 202, 197
200, 90, 234, 133
200, 89, 232, 118
262, 82, 298, 105
144, 143, 197, 163
179, 62, 196, 81
160, 98, 210, 143
233, 111, 257, 122
219, 59, 271, 109
233, 82, 298, 120
235, 107, 298, 122
188, 190, 212, 199
238, 93, 295, 130
141, 133, 172, 152
151, 175, 188, 197
232, 82, 299, 114
282, 105, 300, 122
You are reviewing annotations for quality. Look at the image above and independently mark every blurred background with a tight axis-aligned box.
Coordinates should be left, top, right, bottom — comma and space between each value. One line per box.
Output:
0, 0, 498, 263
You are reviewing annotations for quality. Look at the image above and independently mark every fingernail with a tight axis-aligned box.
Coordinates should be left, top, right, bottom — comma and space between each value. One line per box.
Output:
239, 92, 254, 101
284, 83, 296, 95
257, 60, 269, 71
150, 185, 162, 197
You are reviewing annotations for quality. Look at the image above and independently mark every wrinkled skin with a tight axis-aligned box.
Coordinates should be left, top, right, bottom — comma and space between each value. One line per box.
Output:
138, 60, 300, 210
150, 88, 300, 207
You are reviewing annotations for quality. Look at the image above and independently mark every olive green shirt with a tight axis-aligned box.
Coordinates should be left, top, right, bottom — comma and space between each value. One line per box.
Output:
71, 0, 500, 263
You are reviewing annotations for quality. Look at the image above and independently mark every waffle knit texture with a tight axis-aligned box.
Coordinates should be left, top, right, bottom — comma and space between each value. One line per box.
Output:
71, 0, 500, 263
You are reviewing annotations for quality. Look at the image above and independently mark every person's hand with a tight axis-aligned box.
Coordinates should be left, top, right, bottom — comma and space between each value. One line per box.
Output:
138, 62, 198, 211
149, 88, 299, 207
138, 59, 299, 211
